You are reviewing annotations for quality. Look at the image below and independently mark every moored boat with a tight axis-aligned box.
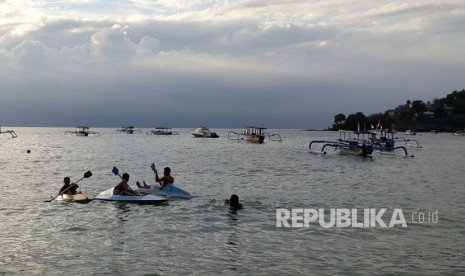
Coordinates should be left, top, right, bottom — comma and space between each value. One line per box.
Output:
147, 127, 179, 135
309, 130, 374, 157
191, 127, 219, 138
65, 126, 100, 136
117, 126, 142, 134
95, 187, 168, 204
405, 130, 416, 135
309, 130, 413, 157
228, 126, 282, 144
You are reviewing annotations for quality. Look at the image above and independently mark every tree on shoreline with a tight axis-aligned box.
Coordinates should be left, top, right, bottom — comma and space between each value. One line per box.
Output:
330, 89, 465, 132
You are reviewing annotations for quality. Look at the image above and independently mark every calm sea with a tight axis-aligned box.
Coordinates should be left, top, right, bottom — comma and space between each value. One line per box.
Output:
0, 128, 464, 275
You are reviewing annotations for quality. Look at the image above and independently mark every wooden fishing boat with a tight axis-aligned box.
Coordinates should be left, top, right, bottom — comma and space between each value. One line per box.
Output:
228, 126, 282, 144
65, 126, 100, 136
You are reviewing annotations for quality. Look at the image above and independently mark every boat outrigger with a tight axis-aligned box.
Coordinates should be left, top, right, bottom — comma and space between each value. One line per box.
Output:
309, 130, 413, 157
146, 127, 179, 135
65, 126, 100, 136
228, 126, 282, 144
371, 129, 415, 156
191, 127, 219, 138
0, 126, 17, 138
117, 126, 141, 134
309, 130, 374, 157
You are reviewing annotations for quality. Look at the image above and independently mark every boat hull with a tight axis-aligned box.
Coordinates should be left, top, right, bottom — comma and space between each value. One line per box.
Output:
137, 183, 192, 199
95, 188, 168, 204
244, 135, 265, 144
55, 193, 92, 203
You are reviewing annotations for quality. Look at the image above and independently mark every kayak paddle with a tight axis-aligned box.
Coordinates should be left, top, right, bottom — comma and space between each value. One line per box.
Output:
112, 166, 122, 179
45, 171, 93, 202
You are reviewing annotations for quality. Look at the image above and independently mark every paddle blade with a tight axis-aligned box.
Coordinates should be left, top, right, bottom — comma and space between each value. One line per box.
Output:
112, 166, 119, 175
84, 171, 93, 178
151, 163, 156, 171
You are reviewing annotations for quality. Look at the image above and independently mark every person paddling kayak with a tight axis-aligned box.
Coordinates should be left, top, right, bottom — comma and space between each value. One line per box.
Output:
137, 167, 174, 189
114, 173, 140, 196
59, 177, 79, 195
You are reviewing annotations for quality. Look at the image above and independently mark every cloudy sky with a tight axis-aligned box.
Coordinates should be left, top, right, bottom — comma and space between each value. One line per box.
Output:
1, 0, 464, 128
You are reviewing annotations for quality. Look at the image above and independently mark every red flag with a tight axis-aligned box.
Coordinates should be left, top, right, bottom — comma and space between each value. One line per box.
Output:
371, 123, 374, 129
357, 121, 360, 131
377, 119, 381, 129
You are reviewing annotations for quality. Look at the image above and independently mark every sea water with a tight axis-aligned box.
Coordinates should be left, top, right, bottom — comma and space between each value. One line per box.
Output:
0, 128, 464, 275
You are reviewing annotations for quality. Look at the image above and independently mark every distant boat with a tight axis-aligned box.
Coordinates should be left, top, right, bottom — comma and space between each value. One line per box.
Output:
405, 130, 416, 135
146, 127, 179, 135
309, 130, 374, 157
117, 126, 141, 134
453, 131, 463, 136
191, 127, 219, 138
228, 126, 282, 144
65, 126, 100, 136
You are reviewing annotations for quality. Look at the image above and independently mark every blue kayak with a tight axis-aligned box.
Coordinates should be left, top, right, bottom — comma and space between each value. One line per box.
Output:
136, 183, 192, 199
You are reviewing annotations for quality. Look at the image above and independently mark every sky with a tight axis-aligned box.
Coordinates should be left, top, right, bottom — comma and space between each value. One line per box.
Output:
1, 0, 464, 128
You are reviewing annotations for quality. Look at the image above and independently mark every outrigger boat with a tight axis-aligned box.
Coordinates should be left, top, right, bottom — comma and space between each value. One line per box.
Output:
191, 127, 219, 138
309, 130, 413, 157
371, 129, 415, 156
65, 126, 100, 136
228, 126, 282, 144
95, 187, 168, 204
309, 130, 374, 157
146, 127, 179, 135
0, 126, 17, 138
117, 126, 142, 134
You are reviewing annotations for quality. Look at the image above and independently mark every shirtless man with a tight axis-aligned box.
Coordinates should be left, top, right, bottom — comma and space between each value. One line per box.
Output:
59, 177, 79, 195
155, 167, 174, 189
113, 173, 140, 195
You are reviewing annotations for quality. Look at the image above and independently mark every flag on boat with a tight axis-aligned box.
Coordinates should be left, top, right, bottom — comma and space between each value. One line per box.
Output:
371, 123, 374, 129
377, 119, 382, 129
357, 121, 360, 131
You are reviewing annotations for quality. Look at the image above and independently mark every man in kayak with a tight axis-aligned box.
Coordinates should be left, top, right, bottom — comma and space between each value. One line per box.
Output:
155, 167, 174, 189
59, 177, 79, 195
137, 167, 174, 189
114, 173, 140, 196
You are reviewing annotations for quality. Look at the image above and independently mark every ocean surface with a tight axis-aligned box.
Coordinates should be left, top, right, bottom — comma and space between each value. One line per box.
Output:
0, 128, 464, 275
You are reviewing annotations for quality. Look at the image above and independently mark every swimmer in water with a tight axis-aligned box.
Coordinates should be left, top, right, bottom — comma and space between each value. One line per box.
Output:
225, 194, 243, 210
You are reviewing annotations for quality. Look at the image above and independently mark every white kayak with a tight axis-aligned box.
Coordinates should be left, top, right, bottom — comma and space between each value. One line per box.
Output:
136, 183, 192, 199
95, 187, 168, 204
55, 193, 92, 203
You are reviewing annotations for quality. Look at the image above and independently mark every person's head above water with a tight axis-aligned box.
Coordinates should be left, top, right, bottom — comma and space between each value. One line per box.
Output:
229, 194, 239, 206
122, 173, 130, 181
164, 167, 171, 176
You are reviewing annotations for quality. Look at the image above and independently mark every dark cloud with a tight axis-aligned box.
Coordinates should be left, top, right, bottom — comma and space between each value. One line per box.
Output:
1, 1, 465, 128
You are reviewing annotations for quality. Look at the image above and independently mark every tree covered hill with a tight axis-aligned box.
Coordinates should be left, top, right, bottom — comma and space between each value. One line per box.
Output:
331, 89, 465, 132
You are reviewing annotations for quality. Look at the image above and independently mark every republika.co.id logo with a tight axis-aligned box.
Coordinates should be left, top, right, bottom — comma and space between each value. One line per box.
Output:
276, 208, 438, 228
